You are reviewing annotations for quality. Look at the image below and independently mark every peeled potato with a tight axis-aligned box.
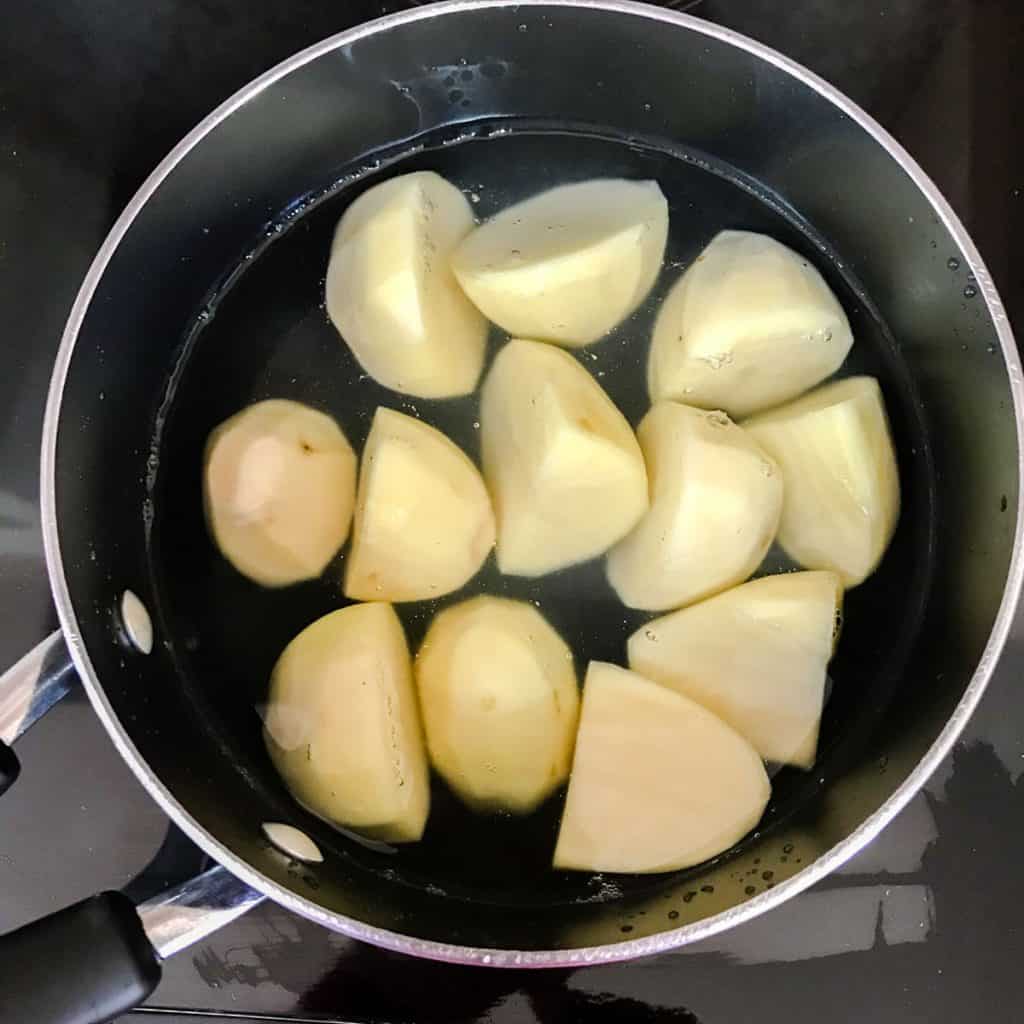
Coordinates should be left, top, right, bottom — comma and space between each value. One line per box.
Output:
203, 399, 356, 587
344, 407, 495, 602
745, 376, 899, 587
553, 662, 770, 873
263, 603, 429, 842
480, 339, 648, 576
606, 402, 782, 611
452, 178, 668, 347
629, 571, 842, 768
325, 171, 487, 398
648, 230, 854, 417
416, 596, 579, 813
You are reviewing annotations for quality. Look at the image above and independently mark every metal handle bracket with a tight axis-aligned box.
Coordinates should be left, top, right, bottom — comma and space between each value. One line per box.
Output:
0, 630, 76, 746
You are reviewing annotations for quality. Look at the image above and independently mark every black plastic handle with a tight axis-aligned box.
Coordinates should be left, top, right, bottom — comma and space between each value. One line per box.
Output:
0, 892, 162, 1024
0, 740, 18, 797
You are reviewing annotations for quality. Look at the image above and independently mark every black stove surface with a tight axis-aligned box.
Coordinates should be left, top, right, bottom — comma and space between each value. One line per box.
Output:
1, 1, 1023, 1021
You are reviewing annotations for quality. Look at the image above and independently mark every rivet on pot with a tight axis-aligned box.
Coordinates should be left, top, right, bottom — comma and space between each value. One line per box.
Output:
262, 822, 323, 864
120, 590, 153, 655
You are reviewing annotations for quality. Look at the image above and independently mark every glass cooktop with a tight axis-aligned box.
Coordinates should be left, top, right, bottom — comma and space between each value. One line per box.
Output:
0, 1, 1021, 1020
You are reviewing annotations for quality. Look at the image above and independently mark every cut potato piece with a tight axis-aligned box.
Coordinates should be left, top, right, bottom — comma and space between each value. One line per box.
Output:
263, 603, 429, 842
554, 662, 770, 873
416, 596, 579, 813
629, 571, 842, 768
606, 402, 782, 611
204, 399, 356, 587
648, 230, 854, 417
325, 171, 487, 398
745, 376, 899, 587
480, 339, 648, 575
452, 178, 668, 347
344, 408, 494, 602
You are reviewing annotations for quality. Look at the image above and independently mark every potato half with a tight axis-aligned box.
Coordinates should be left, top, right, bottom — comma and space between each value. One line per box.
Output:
745, 376, 900, 587
606, 402, 783, 611
629, 571, 842, 767
480, 339, 649, 576
553, 662, 770, 873
648, 230, 854, 417
325, 171, 487, 398
344, 408, 495, 602
263, 602, 429, 842
452, 178, 668, 347
203, 399, 356, 587
416, 596, 579, 813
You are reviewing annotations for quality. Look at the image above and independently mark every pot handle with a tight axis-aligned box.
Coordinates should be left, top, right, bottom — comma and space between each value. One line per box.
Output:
0, 632, 266, 1021
0, 630, 78, 796
0, 866, 264, 1023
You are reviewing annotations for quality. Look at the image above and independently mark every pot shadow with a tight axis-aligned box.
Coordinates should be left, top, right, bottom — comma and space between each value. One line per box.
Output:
298, 955, 701, 1024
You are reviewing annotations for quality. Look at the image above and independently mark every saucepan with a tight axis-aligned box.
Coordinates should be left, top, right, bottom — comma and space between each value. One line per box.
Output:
0, 2, 1021, 1022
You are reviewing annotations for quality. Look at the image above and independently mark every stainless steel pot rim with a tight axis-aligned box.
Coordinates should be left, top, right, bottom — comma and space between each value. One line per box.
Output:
39, 0, 1024, 968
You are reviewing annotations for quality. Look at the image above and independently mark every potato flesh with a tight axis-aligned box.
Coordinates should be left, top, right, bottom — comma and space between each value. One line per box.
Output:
325, 171, 486, 398
344, 407, 495, 602
629, 571, 841, 767
416, 596, 579, 813
745, 376, 900, 587
606, 402, 783, 611
648, 230, 854, 417
452, 179, 668, 347
203, 399, 356, 587
480, 339, 648, 576
553, 662, 770, 873
263, 603, 429, 842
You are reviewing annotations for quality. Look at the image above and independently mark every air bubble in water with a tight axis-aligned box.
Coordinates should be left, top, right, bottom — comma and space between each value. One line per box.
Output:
947, 256, 960, 271
964, 284, 977, 298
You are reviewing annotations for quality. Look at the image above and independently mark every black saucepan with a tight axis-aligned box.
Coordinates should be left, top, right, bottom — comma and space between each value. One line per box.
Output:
0, 3, 1021, 1023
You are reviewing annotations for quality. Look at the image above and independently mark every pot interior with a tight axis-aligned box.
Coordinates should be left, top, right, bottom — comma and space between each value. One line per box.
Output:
51, 2, 1019, 955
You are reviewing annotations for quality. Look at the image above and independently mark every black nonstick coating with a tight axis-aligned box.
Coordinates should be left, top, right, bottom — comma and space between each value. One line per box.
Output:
149, 121, 936, 910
